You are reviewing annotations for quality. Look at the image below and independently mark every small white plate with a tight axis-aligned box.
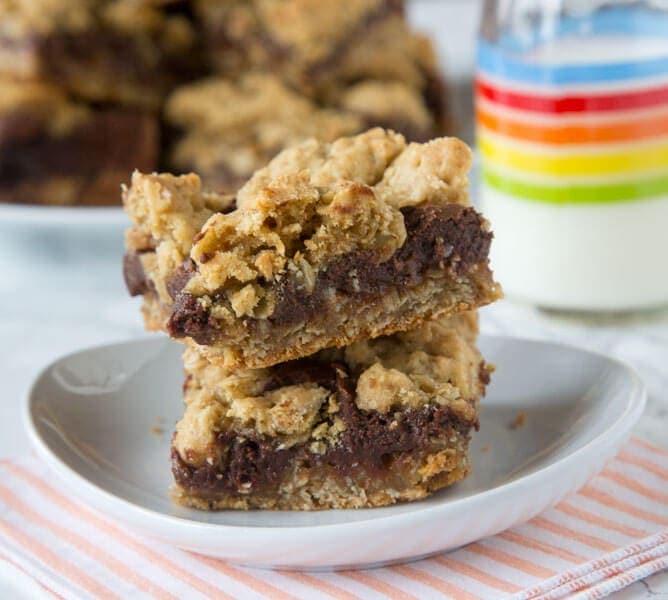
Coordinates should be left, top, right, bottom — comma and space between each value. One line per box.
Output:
25, 336, 645, 570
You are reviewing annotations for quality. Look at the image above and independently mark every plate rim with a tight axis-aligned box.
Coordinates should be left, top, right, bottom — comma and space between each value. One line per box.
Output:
24, 334, 646, 539
0, 203, 127, 227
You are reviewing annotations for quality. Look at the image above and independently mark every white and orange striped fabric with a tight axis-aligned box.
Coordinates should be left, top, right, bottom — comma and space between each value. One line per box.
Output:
0, 437, 665, 600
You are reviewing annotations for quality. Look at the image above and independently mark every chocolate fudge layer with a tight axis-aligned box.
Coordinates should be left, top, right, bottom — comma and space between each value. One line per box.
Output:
123, 129, 501, 369
0, 80, 157, 205
0, 0, 197, 108
172, 312, 488, 510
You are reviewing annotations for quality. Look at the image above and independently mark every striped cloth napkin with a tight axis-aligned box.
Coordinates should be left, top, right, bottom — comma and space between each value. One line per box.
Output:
0, 437, 665, 600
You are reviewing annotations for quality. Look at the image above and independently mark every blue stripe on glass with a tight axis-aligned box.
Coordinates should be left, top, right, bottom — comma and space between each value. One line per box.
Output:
478, 7, 668, 85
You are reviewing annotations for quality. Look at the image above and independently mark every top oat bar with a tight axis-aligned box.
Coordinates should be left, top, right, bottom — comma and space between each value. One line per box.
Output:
123, 128, 501, 369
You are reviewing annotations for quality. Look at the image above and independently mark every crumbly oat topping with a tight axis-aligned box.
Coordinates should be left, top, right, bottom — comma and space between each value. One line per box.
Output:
0, 0, 95, 37
251, 0, 389, 64
192, 0, 444, 133
235, 127, 406, 204
123, 171, 234, 303
184, 129, 471, 314
374, 136, 471, 207
320, 17, 431, 95
339, 80, 433, 132
345, 312, 481, 416
167, 74, 356, 137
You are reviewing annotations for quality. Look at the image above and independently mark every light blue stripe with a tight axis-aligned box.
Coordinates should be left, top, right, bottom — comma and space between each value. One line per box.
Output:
478, 7, 668, 85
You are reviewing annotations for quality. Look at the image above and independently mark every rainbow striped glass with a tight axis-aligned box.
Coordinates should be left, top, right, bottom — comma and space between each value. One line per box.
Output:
476, 3, 668, 310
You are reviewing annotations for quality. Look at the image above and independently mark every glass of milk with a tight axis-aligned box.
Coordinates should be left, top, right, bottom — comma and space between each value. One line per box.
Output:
477, 0, 668, 310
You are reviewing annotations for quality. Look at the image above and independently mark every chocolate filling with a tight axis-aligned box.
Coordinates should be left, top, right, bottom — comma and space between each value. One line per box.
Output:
123, 252, 154, 297
166, 259, 197, 300
172, 359, 479, 497
0, 111, 157, 187
167, 203, 492, 341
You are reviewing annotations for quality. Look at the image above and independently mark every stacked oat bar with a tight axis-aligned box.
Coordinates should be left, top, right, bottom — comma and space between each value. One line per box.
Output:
123, 129, 501, 510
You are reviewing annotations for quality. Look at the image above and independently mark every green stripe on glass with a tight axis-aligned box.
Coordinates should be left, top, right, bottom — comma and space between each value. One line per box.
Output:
483, 169, 668, 204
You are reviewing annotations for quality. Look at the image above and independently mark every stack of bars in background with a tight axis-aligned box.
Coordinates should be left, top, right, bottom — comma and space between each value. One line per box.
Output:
123, 128, 502, 510
0, 0, 449, 206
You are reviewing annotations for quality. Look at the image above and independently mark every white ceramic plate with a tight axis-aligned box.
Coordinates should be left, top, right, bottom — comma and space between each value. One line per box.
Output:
25, 336, 645, 570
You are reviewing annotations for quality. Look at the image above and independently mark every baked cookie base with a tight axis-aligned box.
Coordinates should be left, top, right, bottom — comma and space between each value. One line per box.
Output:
172, 441, 472, 511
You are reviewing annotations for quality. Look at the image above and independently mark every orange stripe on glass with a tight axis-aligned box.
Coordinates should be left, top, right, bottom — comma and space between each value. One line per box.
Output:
497, 530, 586, 563
0, 520, 116, 599
556, 502, 647, 538
193, 554, 299, 600
280, 571, 360, 600
433, 556, 521, 593
617, 451, 668, 480
341, 570, 420, 600
465, 542, 554, 578
602, 468, 668, 505
390, 564, 480, 599
580, 485, 668, 526
530, 517, 616, 552
0, 484, 176, 600
476, 106, 668, 145
4, 463, 233, 600
630, 437, 668, 457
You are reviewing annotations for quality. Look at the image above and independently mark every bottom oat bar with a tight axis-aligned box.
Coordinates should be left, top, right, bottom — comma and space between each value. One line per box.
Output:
171, 312, 489, 510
